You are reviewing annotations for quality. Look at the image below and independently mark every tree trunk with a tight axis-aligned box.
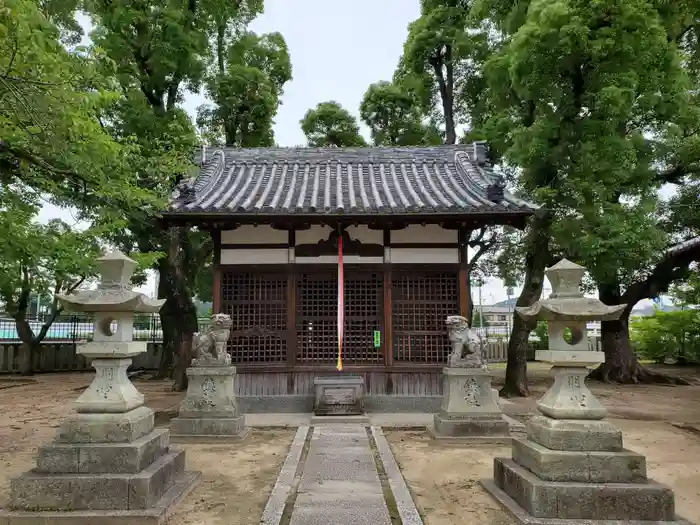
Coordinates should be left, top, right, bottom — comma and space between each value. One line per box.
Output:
15, 315, 36, 375
153, 269, 177, 380
501, 214, 553, 397
160, 228, 199, 392
588, 283, 691, 385
18, 341, 37, 376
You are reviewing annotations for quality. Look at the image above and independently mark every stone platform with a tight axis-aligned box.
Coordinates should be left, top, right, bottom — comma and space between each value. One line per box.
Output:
0, 407, 200, 525
429, 367, 511, 442
481, 416, 694, 525
170, 365, 249, 442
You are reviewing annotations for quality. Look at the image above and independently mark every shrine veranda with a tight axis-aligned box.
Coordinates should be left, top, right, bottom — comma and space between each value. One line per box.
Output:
163, 143, 538, 412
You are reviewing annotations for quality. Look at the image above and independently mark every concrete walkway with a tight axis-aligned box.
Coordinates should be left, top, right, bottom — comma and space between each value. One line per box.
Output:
290, 425, 391, 525
261, 424, 424, 525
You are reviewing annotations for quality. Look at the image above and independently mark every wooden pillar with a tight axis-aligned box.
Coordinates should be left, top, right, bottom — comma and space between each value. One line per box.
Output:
458, 229, 471, 323
211, 229, 222, 314
383, 230, 393, 367
286, 230, 297, 369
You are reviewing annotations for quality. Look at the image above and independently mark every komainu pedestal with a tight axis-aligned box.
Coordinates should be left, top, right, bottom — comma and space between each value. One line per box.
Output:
0, 252, 200, 525
481, 259, 692, 524
170, 314, 249, 442
429, 316, 510, 441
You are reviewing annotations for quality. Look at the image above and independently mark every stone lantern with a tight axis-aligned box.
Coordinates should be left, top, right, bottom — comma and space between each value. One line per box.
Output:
0, 252, 199, 524
482, 259, 689, 524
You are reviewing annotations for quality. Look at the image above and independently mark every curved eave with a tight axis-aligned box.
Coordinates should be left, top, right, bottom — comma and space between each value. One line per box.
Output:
158, 209, 538, 230
515, 302, 627, 322
57, 295, 166, 314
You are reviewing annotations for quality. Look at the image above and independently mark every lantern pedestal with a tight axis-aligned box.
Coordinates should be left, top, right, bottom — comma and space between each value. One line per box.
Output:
481, 259, 691, 524
0, 252, 200, 525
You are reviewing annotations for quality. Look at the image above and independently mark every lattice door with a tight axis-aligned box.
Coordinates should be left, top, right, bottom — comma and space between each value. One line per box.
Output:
221, 271, 287, 364
392, 271, 458, 363
296, 270, 383, 364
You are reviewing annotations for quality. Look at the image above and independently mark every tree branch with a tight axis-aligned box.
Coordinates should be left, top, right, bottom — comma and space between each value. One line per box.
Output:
621, 237, 700, 316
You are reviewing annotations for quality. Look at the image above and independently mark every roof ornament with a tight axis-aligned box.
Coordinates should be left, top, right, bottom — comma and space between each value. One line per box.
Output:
472, 140, 490, 166
171, 177, 196, 204
486, 173, 506, 203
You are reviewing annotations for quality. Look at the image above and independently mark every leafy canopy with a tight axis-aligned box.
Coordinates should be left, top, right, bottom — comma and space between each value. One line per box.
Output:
359, 81, 441, 146
300, 101, 367, 147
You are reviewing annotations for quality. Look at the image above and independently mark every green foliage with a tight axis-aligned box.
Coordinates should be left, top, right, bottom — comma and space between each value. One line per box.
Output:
531, 321, 574, 350
300, 101, 367, 147
670, 270, 700, 306
476, 0, 694, 295
631, 309, 700, 364
198, 31, 292, 146
1, 0, 158, 215
359, 81, 442, 146
0, 190, 97, 343
399, 0, 490, 144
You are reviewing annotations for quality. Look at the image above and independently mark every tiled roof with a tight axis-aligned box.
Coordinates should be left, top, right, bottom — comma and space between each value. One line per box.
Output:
167, 143, 538, 217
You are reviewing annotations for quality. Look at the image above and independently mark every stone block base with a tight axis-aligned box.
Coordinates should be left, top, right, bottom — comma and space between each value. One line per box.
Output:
431, 413, 510, 440
170, 415, 247, 439
37, 428, 170, 474
492, 457, 675, 521
480, 477, 693, 525
512, 438, 647, 483
526, 416, 623, 452
57, 406, 155, 444
0, 471, 201, 525
313, 376, 364, 415
10, 449, 186, 511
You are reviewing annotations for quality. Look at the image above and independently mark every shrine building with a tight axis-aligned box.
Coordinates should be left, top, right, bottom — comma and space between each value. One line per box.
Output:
163, 143, 538, 412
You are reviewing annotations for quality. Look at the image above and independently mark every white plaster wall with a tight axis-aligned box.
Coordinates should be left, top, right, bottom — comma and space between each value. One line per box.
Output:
220, 248, 289, 264
295, 225, 331, 245
295, 256, 383, 264
389, 247, 459, 264
294, 225, 383, 245
347, 225, 383, 244
221, 226, 288, 244
390, 224, 458, 244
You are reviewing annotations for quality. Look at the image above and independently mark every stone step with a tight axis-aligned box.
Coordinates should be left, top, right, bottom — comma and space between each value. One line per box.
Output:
37, 428, 170, 474
512, 437, 647, 483
11, 449, 186, 511
433, 413, 510, 438
310, 414, 370, 425
493, 457, 675, 521
170, 415, 245, 437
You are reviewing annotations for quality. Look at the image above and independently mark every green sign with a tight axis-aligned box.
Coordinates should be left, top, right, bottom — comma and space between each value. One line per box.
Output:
373, 330, 381, 348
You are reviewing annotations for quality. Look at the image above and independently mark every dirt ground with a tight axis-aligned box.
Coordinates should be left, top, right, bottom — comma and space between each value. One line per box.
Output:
0, 374, 293, 524
167, 431, 294, 525
1, 365, 700, 524
386, 362, 700, 525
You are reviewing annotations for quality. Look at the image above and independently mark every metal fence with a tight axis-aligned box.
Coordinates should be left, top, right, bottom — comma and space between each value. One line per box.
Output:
0, 314, 189, 342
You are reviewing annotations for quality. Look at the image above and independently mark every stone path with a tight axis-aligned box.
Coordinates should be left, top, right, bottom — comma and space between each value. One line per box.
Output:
261, 424, 423, 525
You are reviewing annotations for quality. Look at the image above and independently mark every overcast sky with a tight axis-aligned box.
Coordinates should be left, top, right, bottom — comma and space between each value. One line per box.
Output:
37, 0, 660, 306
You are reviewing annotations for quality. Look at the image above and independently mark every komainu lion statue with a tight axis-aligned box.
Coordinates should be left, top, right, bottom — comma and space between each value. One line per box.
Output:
445, 315, 485, 368
191, 313, 233, 366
